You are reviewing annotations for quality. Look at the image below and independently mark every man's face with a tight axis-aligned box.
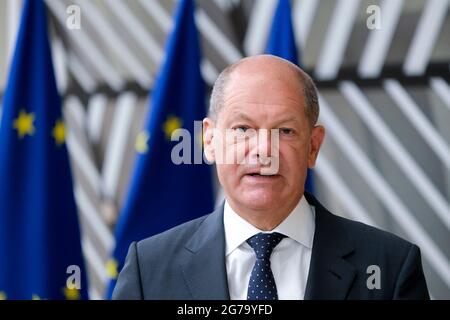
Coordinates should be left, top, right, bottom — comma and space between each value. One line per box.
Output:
204, 66, 324, 213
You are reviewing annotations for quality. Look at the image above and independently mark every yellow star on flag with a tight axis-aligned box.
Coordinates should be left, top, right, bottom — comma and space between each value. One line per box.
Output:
52, 119, 66, 146
13, 110, 35, 139
106, 259, 119, 279
163, 115, 182, 141
135, 131, 150, 154
63, 287, 80, 300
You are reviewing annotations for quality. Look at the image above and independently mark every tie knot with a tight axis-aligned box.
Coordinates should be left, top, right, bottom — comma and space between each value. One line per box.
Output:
246, 232, 285, 260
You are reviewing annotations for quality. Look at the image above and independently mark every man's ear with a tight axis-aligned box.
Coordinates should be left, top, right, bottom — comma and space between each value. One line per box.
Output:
203, 118, 216, 163
307, 125, 325, 168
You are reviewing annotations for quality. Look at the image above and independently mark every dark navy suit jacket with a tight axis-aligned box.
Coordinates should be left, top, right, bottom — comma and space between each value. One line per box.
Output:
113, 193, 430, 299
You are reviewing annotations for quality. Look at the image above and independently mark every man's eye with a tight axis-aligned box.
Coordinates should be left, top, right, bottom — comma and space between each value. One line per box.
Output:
280, 128, 294, 135
233, 126, 249, 133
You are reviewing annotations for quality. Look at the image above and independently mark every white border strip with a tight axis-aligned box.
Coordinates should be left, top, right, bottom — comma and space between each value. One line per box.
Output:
74, 0, 152, 88
76, 186, 114, 253
137, 0, 219, 85
87, 93, 107, 145
52, 36, 68, 94
82, 236, 109, 285
315, 155, 378, 227
340, 81, 450, 231
108, 0, 164, 66
67, 133, 102, 195
320, 94, 450, 288
403, 0, 449, 76
384, 79, 450, 170
243, 0, 277, 56
293, 0, 320, 50
6, 0, 22, 71
68, 52, 97, 93
45, 0, 124, 90
65, 96, 102, 194
430, 77, 450, 113
315, 0, 361, 80
101, 92, 137, 199
358, 0, 404, 78
137, 0, 173, 33
195, 9, 242, 64
201, 60, 220, 86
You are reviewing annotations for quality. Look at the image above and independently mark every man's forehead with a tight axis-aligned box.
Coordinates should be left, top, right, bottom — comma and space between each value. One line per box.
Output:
213, 98, 310, 130
225, 66, 303, 99
230, 55, 300, 74
221, 109, 304, 125
223, 72, 305, 109
228, 65, 298, 85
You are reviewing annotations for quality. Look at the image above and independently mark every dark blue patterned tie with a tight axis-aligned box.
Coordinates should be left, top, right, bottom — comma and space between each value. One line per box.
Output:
246, 232, 285, 300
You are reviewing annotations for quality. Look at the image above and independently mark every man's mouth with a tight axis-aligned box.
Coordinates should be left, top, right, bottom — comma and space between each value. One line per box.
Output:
244, 165, 280, 176
244, 172, 280, 179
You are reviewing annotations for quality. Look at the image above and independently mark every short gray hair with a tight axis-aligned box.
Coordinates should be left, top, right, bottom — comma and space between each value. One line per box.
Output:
208, 59, 319, 127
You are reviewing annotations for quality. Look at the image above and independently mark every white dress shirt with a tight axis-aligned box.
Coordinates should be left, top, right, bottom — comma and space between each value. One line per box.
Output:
224, 196, 315, 300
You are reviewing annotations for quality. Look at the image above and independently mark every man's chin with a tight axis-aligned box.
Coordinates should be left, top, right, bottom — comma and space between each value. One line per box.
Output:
239, 193, 281, 211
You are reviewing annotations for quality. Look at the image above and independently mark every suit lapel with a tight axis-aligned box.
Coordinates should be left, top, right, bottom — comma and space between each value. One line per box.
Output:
179, 194, 357, 300
180, 205, 230, 299
304, 193, 357, 300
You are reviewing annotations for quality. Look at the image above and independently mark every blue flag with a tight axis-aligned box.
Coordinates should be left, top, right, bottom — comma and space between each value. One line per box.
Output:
0, 0, 88, 300
106, 0, 214, 297
266, 0, 314, 193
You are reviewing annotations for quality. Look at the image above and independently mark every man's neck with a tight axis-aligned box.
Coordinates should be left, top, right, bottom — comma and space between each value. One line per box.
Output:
226, 197, 301, 231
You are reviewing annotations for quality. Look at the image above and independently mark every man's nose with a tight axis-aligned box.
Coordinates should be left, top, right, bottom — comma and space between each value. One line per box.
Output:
248, 129, 278, 164
256, 129, 272, 159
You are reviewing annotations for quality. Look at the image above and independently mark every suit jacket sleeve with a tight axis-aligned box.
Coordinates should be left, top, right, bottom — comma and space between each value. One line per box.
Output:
393, 244, 430, 299
112, 242, 143, 300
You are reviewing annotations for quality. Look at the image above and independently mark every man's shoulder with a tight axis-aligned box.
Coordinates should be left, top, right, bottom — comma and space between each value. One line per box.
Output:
324, 209, 415, 258
307, 193, 414, 252
310, 195, 429, 299
136, 213, 210, 254
337, 214, 411, 247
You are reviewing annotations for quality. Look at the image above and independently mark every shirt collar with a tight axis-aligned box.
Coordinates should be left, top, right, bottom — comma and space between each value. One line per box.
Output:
223, 195, 315, 256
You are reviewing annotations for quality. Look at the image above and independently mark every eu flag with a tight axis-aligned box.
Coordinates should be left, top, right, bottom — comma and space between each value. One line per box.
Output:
106, 0, 214, 297
0, 0, 88, 300
266, 0, 314, 193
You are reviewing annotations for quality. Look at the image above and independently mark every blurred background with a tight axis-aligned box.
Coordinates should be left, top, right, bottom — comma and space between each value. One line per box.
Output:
0, 0, 449, 299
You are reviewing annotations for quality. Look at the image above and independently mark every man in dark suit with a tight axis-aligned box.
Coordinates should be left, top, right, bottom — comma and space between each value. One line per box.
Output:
113, 55, 429, 300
